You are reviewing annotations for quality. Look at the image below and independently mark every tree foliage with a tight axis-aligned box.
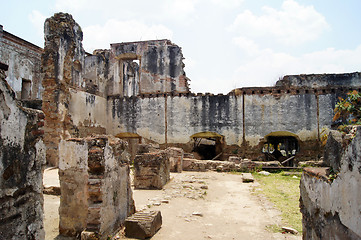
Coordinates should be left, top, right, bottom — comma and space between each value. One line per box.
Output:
333, 90, 361, 124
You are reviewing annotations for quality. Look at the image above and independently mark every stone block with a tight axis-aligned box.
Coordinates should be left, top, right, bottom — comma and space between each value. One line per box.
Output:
165, 147, 184, 172
228, 156, 241, 164
125, 211, 162, 239
242, 173, 254, 183
134, 151, 170, 189
182, 158, 206, 172
323, 130, 343, 172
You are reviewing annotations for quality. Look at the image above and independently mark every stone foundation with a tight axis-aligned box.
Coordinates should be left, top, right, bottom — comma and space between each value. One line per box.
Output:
133, 151, 170, 189
182, 158, 281, 172
58, 136, 135, 238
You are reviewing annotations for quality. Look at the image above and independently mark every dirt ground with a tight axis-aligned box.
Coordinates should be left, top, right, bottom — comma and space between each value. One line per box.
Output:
44, 170, 301, 240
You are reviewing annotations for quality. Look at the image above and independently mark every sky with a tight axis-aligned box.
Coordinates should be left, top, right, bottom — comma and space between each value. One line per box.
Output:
1, 0, 361, 94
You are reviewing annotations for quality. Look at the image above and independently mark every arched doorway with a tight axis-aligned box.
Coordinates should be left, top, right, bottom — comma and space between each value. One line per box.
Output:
190, 131, 224, 160
263, 131, 299, 166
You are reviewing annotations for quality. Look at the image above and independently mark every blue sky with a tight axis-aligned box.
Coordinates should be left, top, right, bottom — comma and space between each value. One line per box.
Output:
1, 0, 361, 93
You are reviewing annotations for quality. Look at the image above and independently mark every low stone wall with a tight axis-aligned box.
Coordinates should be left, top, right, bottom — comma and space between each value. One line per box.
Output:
58, 136, 134, 238
182, 158, 281, 172
0, 70, 46, 240
300, 127, 361, 239
133, 151, 170, 189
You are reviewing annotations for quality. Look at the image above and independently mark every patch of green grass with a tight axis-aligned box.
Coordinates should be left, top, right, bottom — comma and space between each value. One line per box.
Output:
253, 172, 302, 233
266, 224, 281, 233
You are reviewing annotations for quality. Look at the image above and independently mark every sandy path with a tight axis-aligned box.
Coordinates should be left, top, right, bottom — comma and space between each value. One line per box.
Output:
44, 171, 300, 239
129, 171, 300, 240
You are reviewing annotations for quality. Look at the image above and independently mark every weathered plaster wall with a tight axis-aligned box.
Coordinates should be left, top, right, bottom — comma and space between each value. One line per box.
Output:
109, 94, 242, 145
109, 96, 166, 143
83, 50, 112, 97
68, 89, 107, 137
166, 94, 243, 144
300, 126, 361, 239
58, 139, 88, 236
110, 40, 189, 96
244, 93, 318, 144
0, 69, 46, 240
108, 88, 347, 160
100, 137, 135, 235
109, 92, 323, 146
0, 25, 43, 100
59, 136, 134, 238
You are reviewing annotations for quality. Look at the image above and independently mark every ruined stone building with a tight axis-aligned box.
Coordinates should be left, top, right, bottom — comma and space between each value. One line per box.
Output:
1, 12, 361, 239
0, 25, 43, 102
2, 14, 361, 167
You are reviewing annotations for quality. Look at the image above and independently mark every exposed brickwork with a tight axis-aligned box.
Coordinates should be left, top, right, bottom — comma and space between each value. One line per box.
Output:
41, 13, 86, 166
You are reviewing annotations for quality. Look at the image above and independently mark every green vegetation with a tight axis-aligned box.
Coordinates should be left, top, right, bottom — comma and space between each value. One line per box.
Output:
252, 172, 302, 233
333, 90, 361, 125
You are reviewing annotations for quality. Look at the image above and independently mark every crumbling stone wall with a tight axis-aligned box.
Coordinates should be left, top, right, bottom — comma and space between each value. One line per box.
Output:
300, 126, 361, 239
42, 13, 108, 166
58, 136, 135, 238
134, 151, 170, 189
109, 86, 352, 160
110, 40, 189, 96
276, 72, 361, 88
0, 25, 43, 100
0, 68, 46, 240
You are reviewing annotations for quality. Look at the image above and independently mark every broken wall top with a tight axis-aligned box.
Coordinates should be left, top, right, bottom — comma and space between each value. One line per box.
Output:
43, 12, 85, 86
276, 72, 361, 89
110, 39, 190, 95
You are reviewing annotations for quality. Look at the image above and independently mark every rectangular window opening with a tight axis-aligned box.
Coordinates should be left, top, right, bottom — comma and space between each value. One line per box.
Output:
21, 79, 31, 100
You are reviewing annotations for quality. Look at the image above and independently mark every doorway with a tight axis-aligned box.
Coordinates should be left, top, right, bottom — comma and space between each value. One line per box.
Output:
190, 132, 224, 160
262, 131, 299, 166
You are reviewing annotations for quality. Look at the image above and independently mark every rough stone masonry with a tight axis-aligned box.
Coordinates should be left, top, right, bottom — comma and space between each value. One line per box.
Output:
0, 66, 46, 240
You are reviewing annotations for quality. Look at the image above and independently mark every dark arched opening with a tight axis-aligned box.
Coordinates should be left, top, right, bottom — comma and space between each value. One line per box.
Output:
190, 132, 224, 160
263, 131, 299, 166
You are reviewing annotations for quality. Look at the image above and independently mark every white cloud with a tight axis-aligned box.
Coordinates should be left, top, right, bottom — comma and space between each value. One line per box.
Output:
54, 0, 200, 25
211, 0, 244, 8
183, 57, 197, 72
229, 0, 330, 46
55, 0, 95, 12
232, 43, 361, 88
161, 0, 201, 25
82, 19, 173, 51
232, 36, 260, 56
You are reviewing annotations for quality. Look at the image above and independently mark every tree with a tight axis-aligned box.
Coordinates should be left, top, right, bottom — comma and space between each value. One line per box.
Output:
333, 90, 361, 125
